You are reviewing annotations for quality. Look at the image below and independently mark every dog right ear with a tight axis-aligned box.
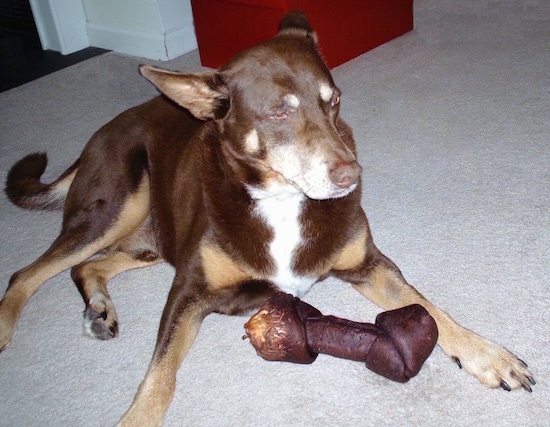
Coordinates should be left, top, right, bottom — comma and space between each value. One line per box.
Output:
277, 10, 318, 46
140, 65, 230, 120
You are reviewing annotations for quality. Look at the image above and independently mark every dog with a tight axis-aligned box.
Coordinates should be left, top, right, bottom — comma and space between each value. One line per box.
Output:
0, 11, 535, 426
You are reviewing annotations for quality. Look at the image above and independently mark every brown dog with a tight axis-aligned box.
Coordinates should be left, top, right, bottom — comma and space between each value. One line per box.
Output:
0, 11, 535, 426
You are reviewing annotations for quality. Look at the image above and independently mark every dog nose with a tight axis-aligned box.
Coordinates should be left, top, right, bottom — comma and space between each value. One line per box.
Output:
329, 161, 362, 188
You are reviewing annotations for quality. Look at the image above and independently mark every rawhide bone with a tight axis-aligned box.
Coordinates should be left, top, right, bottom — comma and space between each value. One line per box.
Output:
244, 292, 438, 383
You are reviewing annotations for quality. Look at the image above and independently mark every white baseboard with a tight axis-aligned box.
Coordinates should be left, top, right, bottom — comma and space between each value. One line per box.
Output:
86, 22, 198, 61
165, 24, 199, 60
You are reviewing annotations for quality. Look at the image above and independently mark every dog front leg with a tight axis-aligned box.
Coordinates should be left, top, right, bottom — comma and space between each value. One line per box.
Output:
118, 283, 210, 427
118, 272, 276, 426
334, 254, 535, 392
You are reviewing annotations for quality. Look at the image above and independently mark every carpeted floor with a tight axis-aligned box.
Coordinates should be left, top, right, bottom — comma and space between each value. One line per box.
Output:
0, 1, 548, 426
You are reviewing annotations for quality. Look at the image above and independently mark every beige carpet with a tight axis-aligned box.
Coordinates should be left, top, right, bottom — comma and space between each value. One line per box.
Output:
0, 0, 548, 425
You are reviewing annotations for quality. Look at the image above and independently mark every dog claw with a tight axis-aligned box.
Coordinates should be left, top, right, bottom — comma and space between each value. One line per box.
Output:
109, 323, 118, 337
518, 358, 528, 368
500, 380, 511, 392
510, 362, 536, 392
452, 356, 462, 369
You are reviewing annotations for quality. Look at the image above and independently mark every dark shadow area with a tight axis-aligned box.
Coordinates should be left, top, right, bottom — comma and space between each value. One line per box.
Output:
0, 0, 108, 92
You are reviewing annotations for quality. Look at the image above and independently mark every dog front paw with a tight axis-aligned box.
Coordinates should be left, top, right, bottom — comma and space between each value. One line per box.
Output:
450, 334, 535, 392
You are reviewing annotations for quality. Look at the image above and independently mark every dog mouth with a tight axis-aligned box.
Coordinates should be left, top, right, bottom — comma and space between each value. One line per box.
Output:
327, 182, 358, 199
258, 166, 358, 200
284, 175, 358, 200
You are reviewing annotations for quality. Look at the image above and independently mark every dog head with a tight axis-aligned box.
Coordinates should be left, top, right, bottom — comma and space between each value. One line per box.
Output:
141, 11, 361, 200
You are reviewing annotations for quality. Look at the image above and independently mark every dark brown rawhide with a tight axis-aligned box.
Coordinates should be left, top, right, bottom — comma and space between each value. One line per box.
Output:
244, 292, 438, 383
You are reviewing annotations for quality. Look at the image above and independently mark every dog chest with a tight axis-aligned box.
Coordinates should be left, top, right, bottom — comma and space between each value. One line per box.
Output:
249, 185, 316, 297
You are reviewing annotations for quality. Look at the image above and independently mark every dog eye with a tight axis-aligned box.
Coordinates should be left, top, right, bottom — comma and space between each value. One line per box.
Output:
331, 96, 340, 108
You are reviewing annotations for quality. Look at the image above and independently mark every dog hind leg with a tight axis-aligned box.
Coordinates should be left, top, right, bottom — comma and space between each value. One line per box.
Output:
0, 235, 115, 351
0, 175, 151, 351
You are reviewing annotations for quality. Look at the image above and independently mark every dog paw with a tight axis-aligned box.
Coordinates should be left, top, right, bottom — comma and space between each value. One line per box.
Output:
83, 308, 119, 340
82, 296, 119, 340
450, 335, 535, 392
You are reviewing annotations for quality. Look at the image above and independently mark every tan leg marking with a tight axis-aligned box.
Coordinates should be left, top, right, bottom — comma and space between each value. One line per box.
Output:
331, 226, 368, 271
74, 250, 163, 338
76, 250, 162, 291
118, 306, 204, 427
200, 243, 253, 289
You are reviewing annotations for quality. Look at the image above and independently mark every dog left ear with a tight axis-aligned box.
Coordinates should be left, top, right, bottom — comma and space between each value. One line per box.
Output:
140, 65, 229, 120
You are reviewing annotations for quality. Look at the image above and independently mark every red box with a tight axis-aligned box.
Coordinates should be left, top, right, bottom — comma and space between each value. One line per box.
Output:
191, 0, 413, 69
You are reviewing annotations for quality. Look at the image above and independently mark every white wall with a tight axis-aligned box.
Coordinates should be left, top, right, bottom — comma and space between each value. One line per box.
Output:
30, 0, 197, 60
83, 0, 197, 60
30, 0, 89, 54
158, 0, 197, 59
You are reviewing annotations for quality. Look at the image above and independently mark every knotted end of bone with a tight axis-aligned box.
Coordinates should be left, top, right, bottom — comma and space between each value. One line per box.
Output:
366, 304, 439, 382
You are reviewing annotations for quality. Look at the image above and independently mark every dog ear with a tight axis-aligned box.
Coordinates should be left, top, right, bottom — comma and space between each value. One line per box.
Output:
140, 65, 229, 120
277, 10, 318, 46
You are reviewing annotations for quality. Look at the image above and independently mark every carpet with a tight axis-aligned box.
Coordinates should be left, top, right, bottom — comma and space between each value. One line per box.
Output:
0, 0, 548, 425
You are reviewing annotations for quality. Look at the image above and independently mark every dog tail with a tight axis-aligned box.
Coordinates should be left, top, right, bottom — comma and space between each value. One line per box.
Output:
4, 152, 79, 210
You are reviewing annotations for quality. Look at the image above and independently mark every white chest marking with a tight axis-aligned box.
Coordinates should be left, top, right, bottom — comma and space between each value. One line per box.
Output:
249, 184, 316, 297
